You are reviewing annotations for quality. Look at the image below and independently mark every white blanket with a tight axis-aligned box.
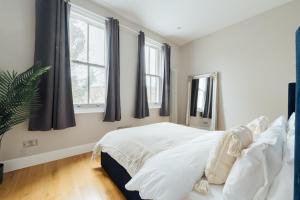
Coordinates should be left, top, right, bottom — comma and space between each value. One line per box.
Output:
93, 122, 221, 176
125, 132, 224, 200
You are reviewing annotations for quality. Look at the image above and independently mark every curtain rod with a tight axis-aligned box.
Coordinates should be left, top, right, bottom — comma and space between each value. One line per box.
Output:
69, 2, 164, 46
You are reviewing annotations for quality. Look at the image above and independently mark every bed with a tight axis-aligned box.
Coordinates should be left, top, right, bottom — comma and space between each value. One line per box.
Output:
96, 83, 296, 200
97, 123, 223, 200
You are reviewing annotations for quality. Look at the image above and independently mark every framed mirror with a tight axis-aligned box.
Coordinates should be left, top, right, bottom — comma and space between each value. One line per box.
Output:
186, 72, 218, 130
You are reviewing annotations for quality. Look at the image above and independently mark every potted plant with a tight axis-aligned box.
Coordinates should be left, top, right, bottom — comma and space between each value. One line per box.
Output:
0, 65, 50, 184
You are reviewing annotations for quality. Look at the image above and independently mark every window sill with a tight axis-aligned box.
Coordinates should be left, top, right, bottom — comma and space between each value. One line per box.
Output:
73, 105, 160, 114
74, 106, 105, 114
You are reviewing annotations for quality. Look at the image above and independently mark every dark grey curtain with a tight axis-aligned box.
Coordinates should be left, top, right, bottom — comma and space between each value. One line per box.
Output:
103, 18, 121, 122
135, 31, 149, 118
29, 0, 75, 131
200, 77, 213, 119
160, 44, 171, 116
190, 79, 199, 117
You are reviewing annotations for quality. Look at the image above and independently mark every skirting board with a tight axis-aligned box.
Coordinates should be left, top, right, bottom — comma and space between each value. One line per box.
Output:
3, 142, 96, 173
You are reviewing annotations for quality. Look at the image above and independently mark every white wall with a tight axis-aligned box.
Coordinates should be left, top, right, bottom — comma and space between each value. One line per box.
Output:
0, 0, 180, 161
178, 0, 300, 129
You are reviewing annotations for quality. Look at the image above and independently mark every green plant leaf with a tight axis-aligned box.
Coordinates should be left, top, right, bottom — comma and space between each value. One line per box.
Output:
0, 65, 51, 137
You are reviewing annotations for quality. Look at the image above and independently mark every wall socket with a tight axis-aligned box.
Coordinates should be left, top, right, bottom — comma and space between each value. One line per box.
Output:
23, 139, 38, 148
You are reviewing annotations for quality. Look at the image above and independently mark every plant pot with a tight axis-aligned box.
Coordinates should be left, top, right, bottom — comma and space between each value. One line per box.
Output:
0, 163, 3, 184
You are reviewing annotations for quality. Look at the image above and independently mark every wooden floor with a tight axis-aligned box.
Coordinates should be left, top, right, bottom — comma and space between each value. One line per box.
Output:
0, 153, 125, 200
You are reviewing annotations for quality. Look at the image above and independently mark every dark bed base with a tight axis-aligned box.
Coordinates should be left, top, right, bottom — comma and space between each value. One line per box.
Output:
101, 152, 143, 200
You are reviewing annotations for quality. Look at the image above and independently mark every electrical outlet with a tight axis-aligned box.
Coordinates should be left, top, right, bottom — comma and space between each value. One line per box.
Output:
23, 139, 38, 148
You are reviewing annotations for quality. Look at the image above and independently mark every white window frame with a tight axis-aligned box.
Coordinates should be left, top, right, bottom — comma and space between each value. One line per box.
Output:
145, 40, 163, 108
70, 7, 106, 113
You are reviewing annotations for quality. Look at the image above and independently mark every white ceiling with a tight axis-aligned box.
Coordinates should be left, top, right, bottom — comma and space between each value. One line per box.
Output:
92, 0, 292, 46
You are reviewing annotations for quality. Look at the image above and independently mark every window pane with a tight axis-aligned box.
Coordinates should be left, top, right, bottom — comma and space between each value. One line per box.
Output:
70, 18, 87, 62
150, 76, 157, 103
71, 63, 88, 104
146, 75, 151, 103
149, 47, 157, 75
197, 90, 205, 111
145, 46, 149, 74
199, 78, 207, 91
89, 66, 106, 104
155, 77, 160, 103
197, 78, 208, 111
89, 25, 105, 65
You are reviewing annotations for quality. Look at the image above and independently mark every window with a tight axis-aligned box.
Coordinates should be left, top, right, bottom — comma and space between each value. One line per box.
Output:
197, 78, 207, 112
145, 41, 162, 107
69, 8, 106, 111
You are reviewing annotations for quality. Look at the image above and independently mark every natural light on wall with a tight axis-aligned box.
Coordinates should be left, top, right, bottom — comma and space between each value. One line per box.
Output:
70, 8, 106, 111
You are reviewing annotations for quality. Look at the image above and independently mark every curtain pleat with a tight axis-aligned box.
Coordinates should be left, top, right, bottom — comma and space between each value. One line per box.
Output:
160, 44, 171, 116
190, 79, 199, 117
135, 31, 149, 118
29, 0, 75, 131
294, 26, 300, 200
103, 18, 121, 122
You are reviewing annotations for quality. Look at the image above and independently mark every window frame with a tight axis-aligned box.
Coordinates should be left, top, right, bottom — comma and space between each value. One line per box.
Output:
69, 7, 106, 113
145, 40, 163, 108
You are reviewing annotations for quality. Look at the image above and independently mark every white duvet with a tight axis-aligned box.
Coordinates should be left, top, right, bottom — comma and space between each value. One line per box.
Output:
125, 132, 224, 200
93, 122, 221, 176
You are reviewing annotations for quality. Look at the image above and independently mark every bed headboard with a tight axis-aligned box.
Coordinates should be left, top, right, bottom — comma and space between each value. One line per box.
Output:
288, 82, 296, 119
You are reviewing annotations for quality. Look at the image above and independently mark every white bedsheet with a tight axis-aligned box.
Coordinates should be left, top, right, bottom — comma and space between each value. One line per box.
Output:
187, 185, 223, 200
93, 122, 222, 176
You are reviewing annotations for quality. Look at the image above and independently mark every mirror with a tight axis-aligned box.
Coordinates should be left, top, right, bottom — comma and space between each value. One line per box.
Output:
186, 72, 218, 130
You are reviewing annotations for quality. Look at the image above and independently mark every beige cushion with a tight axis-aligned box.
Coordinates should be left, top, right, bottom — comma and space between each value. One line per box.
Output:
246, 116, 269, 139
204, 126, 253, 184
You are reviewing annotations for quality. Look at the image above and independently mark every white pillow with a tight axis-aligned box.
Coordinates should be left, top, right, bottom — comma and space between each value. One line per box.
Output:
246, 116, 269, 139
284, 113, 295, 165
223, 116, 286, 200
205, 126, 252, 185
267, 134, 294, 200
286, 134, 295, 164
125, 132, 224, 200
272, 115, 288, 128
288, 112, 295, 136
266, 162, 293, 200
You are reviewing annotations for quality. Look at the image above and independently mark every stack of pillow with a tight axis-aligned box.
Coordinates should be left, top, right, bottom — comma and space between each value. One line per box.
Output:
194, 116, 269, 194
222, 115, 286, 200
201, 114, 292, 200
266, 113, 295, 200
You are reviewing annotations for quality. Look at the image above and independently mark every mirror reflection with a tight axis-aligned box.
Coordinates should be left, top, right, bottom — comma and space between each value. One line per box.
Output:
186, 72, 218, 130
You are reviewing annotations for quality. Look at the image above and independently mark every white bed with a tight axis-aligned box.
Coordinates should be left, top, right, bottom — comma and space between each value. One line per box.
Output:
93, 116, 294, 200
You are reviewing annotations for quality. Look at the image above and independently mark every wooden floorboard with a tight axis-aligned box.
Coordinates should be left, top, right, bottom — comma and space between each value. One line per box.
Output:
0, 153, 125, 200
